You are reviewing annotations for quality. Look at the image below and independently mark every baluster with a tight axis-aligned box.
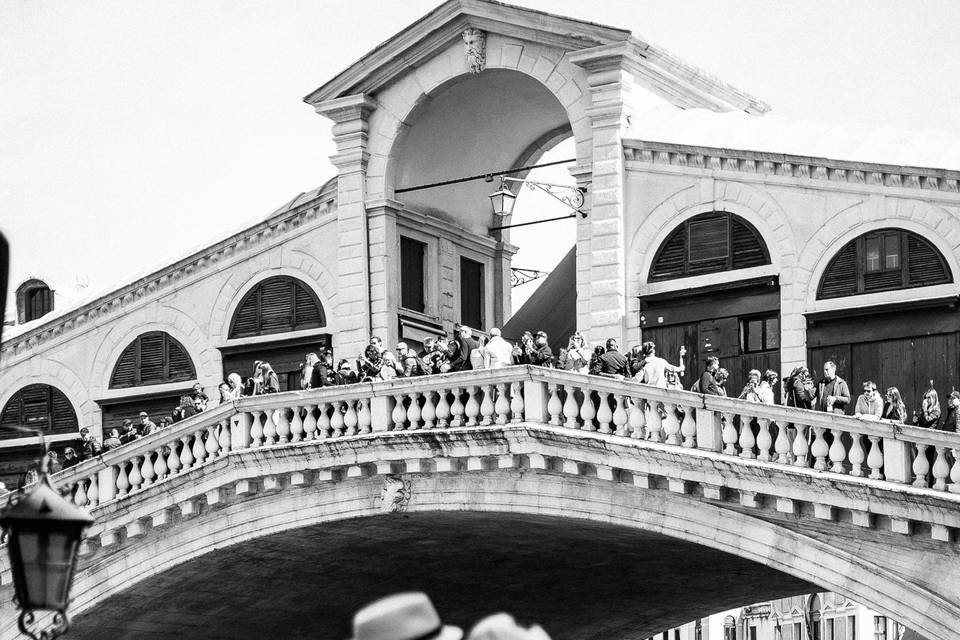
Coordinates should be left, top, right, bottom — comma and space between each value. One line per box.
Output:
116, 463, 131, 497
141, 451, 156, 486
262, 409, 278, 445
828, 428, 847, 473
867, 435, 884, 480
913, 444, 931, 488
290, 407, 305, 442
721, 412, 738, 455
510, 382, 524, 423
811, 426, 830, 471
629, 398, 646, 439
192, 430, 207, 465
206, 425, 220, 459
303, 404, 318, 440
276, 407, 291, 443
645, 403, 663, 442
406, 393, 422, 430
436, 392, 451, 428
932, 447, 951, 491
547, 384, 563, 426
218, 418, 232, 456
663, 404, 681, 445
73, 480, 88, 507
774, 422, 792, 464
330, 401, 345, 437
358, 398, 372, 434
154, 446, 168, 479
167, 442, 182, 475
613, 396, 629, 437
87, 474, 99, 505
847, 433, 865, 477
250, 410, 264, 446
480, 385, 495, 426
755, 418, 773, 461
464, 386, 480, 426
563, 387, 581, 429
792, 424, 810, 467
180, 435, 195, 469
949, 448, 960, 493
738, 414, 756, 459
318, 402, 332, 438
577, 389, 595, 431
450, 388, 465, 427
128, 457, 144, 492
344, 400, 359, 436
597, 392, 613, 434
495, 384, 510, 425
421, 392, 437, 428
392, 395, 407, 431
680, 406, 697, 448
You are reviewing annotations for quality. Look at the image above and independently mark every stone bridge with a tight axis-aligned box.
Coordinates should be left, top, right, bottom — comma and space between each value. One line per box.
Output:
1, 367, 958, 639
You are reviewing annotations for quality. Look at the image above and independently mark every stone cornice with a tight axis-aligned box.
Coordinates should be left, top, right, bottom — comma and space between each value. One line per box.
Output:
624, 139, 960, 195
0, 183, 338, 361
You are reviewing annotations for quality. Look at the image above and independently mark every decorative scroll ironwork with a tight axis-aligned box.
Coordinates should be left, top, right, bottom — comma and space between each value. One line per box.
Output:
18, 609, 70, 640
502, 177, 586, 216
511, 268, 549, 287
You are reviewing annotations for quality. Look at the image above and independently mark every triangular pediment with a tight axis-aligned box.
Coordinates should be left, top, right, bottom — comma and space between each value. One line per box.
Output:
304, 0, 768, 114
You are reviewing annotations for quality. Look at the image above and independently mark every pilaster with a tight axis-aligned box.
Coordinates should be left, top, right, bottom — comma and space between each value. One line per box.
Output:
313, 94, 379, 357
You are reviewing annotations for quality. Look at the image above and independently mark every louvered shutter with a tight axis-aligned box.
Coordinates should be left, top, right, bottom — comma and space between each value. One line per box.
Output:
138, 332, 166, 384
293, 281, 324, 328
50, 387, 78, 433
731, 218, 768, 269
908, 235, 951, 286
231, 289, 261, 338
111, 342, 138, 388
1, 394, 22, 429
650, 229, 686, 280
819, 244, 858, 299
259, 278, 293, 334
20, 385, 50, 428
167, 336, 196, 381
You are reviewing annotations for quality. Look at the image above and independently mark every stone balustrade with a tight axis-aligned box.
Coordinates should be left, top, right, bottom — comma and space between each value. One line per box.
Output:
51, 366, 960, 512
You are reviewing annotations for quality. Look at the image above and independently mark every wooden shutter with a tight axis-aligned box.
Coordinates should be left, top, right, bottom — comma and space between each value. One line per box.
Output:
111, 342, 138, 388
50, 387, 78, 433
110, 332, 196, 388
649, 212, 770, 282
0, 384, 78, 437
228, 277, 325, 338
818, 243, 858, 299
650, 229, 686, 280
730, 217, 768, 269
138, 332, 166, 384
167, 335, 196, 381
907, 234, 951, 286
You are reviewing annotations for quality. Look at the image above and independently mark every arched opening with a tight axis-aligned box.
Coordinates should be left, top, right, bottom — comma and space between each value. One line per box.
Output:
639, 212, 778, 399
808, 228, 958, 414
220, 276, 331, 391
387, 69, 577, 350
99, 331, 198, 431
15, 278, 54, 323
0, 383, 78, 486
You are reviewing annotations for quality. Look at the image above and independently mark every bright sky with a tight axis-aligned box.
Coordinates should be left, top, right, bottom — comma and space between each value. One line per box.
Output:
3, 0, 960, 318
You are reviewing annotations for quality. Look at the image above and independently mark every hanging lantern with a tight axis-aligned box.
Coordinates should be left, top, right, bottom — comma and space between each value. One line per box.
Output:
488, 177, 516, 218
1, 473, 94, 640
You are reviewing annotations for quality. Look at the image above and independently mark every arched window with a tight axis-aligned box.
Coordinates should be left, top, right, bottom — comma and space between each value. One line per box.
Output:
649, 212, 770, 281
110, 332, 196, 389
228, 276, 326, 339
15, 278, 54, 323
818, 228, 952, 299
0, 384, 78, 439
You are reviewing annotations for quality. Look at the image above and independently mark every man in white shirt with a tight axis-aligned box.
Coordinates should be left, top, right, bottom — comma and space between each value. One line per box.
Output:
854, 380, 884, 419
484, 328, 515, 369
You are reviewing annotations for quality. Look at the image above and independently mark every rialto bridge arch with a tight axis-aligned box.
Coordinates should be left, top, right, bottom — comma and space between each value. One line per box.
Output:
1, 368, 957, 640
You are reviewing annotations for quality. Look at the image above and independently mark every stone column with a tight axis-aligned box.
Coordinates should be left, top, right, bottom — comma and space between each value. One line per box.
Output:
313, 94, 378, 358
570, 49, 634, 346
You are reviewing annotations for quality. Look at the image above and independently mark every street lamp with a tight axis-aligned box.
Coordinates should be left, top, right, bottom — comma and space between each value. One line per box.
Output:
0, 435, 93, 640
487, 175, 586, 232
488, 176, 517, 219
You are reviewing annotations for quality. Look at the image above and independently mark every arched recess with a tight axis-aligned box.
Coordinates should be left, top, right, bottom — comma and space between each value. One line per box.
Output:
633, 199, 785, 400
15, 277, 54, 323
58, 468, 957, 640
0, 381, 79, 486
803, 217, 960, 417
109, 332, 197, 389
217, 270, 332, 392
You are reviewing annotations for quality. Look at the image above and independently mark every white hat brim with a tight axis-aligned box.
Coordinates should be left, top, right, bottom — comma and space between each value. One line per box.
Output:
349, 624, 463, 640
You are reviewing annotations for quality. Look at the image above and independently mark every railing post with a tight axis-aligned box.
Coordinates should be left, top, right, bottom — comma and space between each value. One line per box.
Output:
883, 436, 912, 484
97, 465, 118, 504
695, 406, 723, 452
232, 411, 252, 451
370, 394, 392, 432
523, 378, 549, 424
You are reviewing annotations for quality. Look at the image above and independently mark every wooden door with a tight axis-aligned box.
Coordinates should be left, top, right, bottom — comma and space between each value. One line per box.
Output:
641, 322, 698, 389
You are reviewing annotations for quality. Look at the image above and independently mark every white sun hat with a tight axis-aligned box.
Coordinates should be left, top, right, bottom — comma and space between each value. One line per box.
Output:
351, 592, 463, 640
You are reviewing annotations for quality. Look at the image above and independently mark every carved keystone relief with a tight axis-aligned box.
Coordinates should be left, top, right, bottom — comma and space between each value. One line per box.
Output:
462, 28, 486, 74
380, 475, 412, 513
